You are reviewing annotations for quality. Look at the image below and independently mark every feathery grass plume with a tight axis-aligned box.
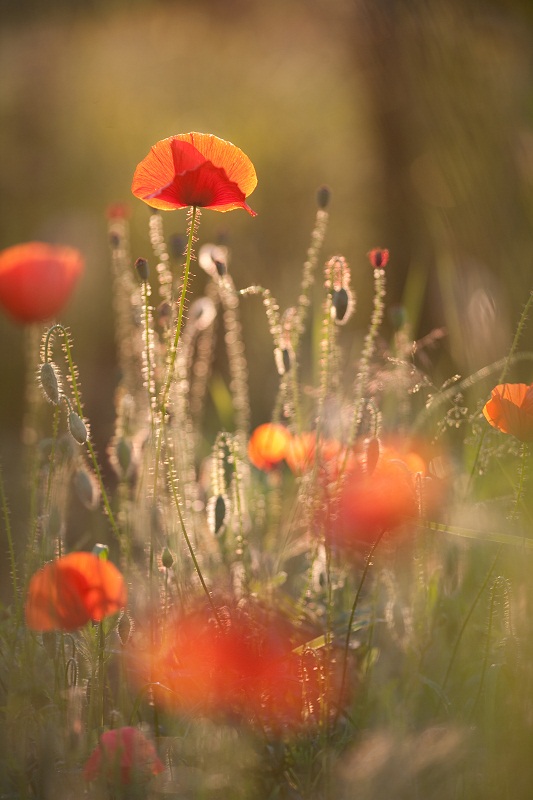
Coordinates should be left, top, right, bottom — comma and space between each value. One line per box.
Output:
148, 210, 174, 312
344, 251, 388, 462
202, 250, 250, 448
171, 297, 217, 537
189, 282, 219, 430
108, 207, 146, 403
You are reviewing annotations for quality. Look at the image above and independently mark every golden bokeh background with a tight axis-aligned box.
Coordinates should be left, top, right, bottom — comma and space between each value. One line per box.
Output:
1, 0, 533, 502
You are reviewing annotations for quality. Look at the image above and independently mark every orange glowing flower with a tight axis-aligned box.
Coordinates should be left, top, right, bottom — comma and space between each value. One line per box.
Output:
248, 423, 292, 471
25, 552, 127, 632
0, 242, 84, 323
483, 383, 533, 442
336, 457, 419, 548
132, 133, 257, 216
285, 432, 360, 478
130, 600, 346, 731
84, 727, 164, 785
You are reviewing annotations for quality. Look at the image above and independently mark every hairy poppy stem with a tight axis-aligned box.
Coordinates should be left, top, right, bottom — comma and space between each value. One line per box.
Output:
335, 529, 386, 727
43, 325, 122, 548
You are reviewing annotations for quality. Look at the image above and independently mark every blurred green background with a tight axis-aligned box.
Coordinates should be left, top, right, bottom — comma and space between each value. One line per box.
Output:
1, 0, 533, 545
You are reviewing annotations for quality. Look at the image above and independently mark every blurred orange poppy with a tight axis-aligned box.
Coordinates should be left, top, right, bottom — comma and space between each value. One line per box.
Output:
84, 726, 164, 785
336, 457, 419, 548
132, 133, 257, 216
129, 599, 346, 731
248, 423, 292, 471
25, 552, 127, 632
483, 383, 533, 442
0, 242, 84, 323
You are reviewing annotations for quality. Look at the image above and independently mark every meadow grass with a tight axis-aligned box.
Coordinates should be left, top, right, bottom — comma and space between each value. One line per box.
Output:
1, 186, 532, 800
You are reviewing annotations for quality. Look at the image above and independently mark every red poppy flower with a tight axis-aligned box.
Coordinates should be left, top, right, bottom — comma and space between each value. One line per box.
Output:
129, 600, 346, 731
84, 726, 164, 785
0, 242, 84, 323
131, 132, 257, 216
483, 383, 533, 442
25, 552, 127, 632
248, 423, 292, 471
336, 457, 419, 548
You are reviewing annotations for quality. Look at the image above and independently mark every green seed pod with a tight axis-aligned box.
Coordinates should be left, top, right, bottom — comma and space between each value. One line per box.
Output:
68, 411, 88, 444
39, 362, 60, 405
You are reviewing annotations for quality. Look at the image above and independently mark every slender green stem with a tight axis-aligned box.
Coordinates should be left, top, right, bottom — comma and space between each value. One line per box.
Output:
0, 465, 20, 623
335, 529, 386, 726
440, 546, 501, 696
44, 325, 122, 545
152, 206, 198, 498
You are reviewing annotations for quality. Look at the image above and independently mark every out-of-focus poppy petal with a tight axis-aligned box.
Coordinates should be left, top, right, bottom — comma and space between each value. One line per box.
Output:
84, 726, 164, 785
128, 599, 347, 731
483, 383, 533, 442
0, 242, 84, 323
248, 423, 292, 471
132, 133, 257, 215
336, 459, 418, 548
25, 552, 127, 632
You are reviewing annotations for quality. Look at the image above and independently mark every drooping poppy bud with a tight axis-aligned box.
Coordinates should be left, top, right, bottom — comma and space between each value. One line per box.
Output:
39, 362, 61, 405
134, 257, 149, 282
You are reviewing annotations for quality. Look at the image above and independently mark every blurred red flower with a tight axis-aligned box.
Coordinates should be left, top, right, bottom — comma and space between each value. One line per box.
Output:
25, 552, 127, 632
483, 383, 533, 442
84, 726, 164, 785
129, 599, 346, 731
0, 242, 84, 323
248, 423, 291, 471
132, 132, 257, 216
336, 456, 419, 549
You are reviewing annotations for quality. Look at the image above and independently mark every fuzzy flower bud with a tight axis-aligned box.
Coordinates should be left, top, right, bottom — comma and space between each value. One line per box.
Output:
134, 257, 149, 282
161, 546, 174, 569
39, 362, 61, 405
316, 185, 331, 209
68, 411, 88, 444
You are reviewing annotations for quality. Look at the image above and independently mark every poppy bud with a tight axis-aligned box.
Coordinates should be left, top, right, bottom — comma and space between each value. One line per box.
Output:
65, 657, 78, 688
367, 248, 390, 269
317, 185, 331, 209
161, 546, 174, 569
73, 468, 100, 510
117, 611, 133, 646
68, 411, 88, 444
331, 288, 353, 324
39, 362, 60, 405
156, 301, 172, 328
135, 257, 149, 282
207, 494, 228, 536
274, 346, 293, 376
115, 437, 132, 477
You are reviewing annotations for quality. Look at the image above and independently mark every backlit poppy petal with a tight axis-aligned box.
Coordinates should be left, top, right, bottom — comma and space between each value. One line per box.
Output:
25, 552, 127, 632
132, 133, 257, 215
483, 383, 533, 442
248, 423, 291, 471
0, 242, 84, 323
